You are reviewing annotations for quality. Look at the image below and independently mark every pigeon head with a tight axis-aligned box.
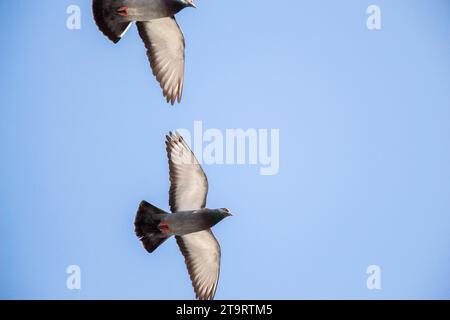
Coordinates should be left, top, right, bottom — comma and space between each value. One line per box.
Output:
184, 0, 197, 8
207, 208, 232, 222
219, 208, 232, 217
218, 208, 233, 218
169, 0, 197, 11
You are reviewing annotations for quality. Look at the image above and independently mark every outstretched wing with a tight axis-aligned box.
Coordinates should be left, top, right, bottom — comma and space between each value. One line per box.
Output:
137, 18, 185, 105
165, 132, 220, 300
176, 231, 221, 300
165, 132, 208, 212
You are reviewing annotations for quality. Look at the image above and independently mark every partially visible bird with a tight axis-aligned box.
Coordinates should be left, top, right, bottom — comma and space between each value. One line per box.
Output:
93, 0, 197, 105
134, 132, 232, 300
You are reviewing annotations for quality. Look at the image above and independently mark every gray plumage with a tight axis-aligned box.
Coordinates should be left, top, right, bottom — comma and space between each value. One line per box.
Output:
162, 209, 230, 236
93, 0, 196, 104
134, 132, 232, 300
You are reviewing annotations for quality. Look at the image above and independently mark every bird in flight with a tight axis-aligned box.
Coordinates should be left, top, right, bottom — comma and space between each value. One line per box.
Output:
93, 0, 197, 105
134, 132, 232, 300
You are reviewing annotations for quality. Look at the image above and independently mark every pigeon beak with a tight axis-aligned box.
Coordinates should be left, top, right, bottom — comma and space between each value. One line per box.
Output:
227, 212, 233, 217
188, 2, 197, 8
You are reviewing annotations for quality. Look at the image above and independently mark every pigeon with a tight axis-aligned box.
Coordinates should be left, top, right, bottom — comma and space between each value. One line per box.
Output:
92, 0, 197, 105
134, 132, 232, 300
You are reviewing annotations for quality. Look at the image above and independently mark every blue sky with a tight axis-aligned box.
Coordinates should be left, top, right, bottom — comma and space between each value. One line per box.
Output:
1, 0, 450, 299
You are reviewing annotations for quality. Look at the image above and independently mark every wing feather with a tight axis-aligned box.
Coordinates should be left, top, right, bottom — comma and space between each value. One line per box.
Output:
176, 231, 221, 300
137, 18, 185, 105
165, 132, 208, 212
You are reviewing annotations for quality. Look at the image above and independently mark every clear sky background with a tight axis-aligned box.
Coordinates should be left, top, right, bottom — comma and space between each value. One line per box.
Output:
1, 0, 450, 299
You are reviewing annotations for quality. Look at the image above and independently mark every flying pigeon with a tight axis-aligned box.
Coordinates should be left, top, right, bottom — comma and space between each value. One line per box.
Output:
134, 132, 232, 300
92, 0, 197, 105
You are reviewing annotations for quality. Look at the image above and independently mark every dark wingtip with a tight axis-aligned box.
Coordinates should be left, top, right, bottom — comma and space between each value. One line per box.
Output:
92, 0, 122, 44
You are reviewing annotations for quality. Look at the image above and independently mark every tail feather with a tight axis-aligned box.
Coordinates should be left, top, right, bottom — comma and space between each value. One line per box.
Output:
135, 201, 170, 253
93, 0, 132, 43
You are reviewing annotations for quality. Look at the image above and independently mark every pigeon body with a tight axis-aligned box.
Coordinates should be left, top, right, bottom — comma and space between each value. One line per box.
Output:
92, 0, 196, 104
116, 0, 183, 21
134, 132, 232, 300
162, 208, 231, 236
136, 203, 230, 237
